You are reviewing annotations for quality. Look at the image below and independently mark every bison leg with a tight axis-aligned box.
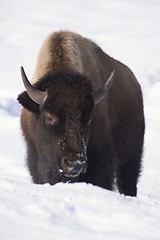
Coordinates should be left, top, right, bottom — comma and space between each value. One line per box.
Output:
81, 144, 114, 190
27, 142, 48, 184
115, 130, 144, 196
116, 158, 141, 196
26, 142, 42, 184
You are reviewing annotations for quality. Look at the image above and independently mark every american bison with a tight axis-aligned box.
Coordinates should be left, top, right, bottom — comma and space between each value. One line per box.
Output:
18, 31, 145, 196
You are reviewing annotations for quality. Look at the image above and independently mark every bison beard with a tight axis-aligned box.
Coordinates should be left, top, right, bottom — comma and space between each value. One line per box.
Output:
17, 31, 145, 197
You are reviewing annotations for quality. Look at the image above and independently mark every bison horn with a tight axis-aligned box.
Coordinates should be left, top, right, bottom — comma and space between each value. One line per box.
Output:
92, 69, 116, 105
20, 66, 48, 105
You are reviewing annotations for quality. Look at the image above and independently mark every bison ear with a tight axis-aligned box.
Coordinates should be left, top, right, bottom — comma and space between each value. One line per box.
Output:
17, 91, 40, 113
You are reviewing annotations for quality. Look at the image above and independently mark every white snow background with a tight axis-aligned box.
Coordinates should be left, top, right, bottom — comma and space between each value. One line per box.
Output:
0, 0, 160, 239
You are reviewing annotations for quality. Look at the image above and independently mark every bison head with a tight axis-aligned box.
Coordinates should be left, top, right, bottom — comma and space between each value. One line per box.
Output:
18, 67, 115, 184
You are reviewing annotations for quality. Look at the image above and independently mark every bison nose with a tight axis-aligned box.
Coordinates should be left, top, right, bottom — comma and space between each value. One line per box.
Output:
61, 156, 85, 178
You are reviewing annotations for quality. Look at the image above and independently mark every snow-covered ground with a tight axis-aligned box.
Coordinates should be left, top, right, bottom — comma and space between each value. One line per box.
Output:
0, 0, 160, 239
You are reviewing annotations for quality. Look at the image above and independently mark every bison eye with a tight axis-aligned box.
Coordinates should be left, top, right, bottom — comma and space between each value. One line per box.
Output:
45, 112, 57, 126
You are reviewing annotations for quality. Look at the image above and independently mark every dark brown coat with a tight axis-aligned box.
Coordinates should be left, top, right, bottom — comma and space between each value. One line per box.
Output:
18, 31, 145, 196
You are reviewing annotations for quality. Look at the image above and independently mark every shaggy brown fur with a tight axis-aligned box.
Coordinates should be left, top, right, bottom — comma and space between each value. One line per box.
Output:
18, 31, 145, 196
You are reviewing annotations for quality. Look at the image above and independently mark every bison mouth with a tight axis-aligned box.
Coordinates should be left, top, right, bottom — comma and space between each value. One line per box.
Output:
58, 160, 87, 182
45, 155, 87, 185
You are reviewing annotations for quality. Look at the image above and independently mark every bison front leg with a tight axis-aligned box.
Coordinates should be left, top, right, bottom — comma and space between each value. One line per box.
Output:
115, 138, 143, 197
27, 142, 48, 184
116, 159, 141, 196
114, 118, 144, 196
81, 144, 114, 190
26, 142, 40, 184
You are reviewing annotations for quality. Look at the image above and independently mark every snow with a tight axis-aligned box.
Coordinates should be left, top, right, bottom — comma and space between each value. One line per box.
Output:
0, 0, 160, 239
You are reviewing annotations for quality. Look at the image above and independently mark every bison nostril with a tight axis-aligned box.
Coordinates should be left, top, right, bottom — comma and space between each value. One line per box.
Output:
61, 157, 72, 169
63, 158, 68, 165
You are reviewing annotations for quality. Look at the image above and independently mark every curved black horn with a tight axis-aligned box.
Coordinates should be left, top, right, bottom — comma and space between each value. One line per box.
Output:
92, 69, 116, 105
20, 66, 47, 105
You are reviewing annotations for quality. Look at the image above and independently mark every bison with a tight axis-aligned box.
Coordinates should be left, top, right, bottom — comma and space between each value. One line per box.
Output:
18, 31, 145, 196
